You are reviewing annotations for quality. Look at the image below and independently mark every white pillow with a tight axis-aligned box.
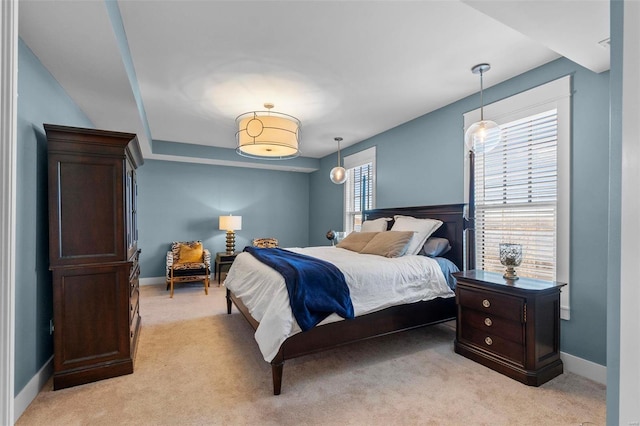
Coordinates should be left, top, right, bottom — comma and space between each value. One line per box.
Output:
390, 215, 443, 255
360, 217, 391, 232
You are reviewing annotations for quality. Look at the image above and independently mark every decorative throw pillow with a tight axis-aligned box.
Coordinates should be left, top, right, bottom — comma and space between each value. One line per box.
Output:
336, 232, 379, 252
360, 217, 392, 232
390, 215, 443, 256
177, 241, 203, 264
253, 238, 279, 248
420, 237, 451, 257
360, 231, 414, 258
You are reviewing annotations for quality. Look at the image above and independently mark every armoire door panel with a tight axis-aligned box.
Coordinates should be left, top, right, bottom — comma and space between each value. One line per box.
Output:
58, 160, 122, 259
53, 265, 130, 370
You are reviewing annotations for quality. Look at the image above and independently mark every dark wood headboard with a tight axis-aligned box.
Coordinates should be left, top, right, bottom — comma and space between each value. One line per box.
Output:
363, 204, 466, 270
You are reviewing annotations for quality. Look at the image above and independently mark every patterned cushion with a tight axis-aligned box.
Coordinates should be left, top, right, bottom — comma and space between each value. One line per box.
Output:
171, 267, 208, 277
172, 241, 203, 264
252, 238, 279, 248
172, 262, 207, 271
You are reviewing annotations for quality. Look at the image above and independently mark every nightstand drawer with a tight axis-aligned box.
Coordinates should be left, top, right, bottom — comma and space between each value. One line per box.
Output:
460, 326, 525, 366
460, 308, 523, 344
457, 287, 524, 322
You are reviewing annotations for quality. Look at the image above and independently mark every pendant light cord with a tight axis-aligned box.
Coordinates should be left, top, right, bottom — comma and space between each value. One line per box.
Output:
479, 69, 484, 121
335, 137, 343, 166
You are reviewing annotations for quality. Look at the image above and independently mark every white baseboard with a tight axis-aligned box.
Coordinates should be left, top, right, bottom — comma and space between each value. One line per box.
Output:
140, 275, 215, 286
14, 356, 52, 422
139, 276, 166, 286
561, 351, 606, 385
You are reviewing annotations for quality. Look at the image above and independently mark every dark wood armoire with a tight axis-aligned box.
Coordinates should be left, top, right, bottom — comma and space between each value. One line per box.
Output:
45, 124, 143, 390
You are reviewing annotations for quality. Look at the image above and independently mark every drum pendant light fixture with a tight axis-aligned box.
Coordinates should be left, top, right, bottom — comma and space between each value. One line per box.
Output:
330, 137, 347, 184
464, 63, 500, 154
236, 103, 301, 159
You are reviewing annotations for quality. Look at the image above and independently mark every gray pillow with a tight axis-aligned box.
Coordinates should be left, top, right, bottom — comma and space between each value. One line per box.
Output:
420, 237, 451, 257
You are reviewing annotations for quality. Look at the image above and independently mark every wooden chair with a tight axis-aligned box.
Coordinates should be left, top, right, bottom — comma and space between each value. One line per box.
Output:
166, 240, 211, 297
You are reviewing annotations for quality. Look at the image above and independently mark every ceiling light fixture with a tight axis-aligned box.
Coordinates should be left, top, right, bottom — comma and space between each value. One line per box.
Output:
330, 137, 347, 184
464, 63, 500, 154
236, 103, 300, 159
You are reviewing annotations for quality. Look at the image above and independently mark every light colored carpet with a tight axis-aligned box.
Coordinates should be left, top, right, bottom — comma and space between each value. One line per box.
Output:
17, 283, 606, 425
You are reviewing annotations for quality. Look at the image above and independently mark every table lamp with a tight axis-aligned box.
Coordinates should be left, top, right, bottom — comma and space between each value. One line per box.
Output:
219, 215, 242, 255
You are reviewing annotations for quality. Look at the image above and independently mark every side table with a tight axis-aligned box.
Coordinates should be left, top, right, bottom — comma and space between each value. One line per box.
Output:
453, 270, 566, 386
214, 252, 238, 285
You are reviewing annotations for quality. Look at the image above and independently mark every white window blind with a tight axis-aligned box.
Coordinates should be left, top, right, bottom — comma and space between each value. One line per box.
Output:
344, 147, 376, 233
474, 109, 558, 281
464, 76, 571, 319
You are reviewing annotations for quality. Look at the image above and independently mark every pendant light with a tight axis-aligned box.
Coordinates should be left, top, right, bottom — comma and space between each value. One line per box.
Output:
464, 63, 500, 271
464, 63, 500, 154
330, 137, 347, 184
236, 103, 300, 159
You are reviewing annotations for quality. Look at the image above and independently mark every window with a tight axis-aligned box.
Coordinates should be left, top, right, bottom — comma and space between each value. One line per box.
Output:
343, 147, 376, 233
464, 76, 571, 319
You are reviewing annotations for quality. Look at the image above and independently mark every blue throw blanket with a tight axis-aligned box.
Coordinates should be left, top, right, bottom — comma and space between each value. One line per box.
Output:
244, 247, 354, 331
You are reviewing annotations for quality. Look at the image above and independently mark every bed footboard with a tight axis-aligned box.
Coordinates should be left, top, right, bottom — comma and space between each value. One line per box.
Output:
270, 295, 455, 395
228, 286, 456, 395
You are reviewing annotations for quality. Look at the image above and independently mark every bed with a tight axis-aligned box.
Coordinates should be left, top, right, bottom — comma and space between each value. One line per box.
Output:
225, 203, 466, 395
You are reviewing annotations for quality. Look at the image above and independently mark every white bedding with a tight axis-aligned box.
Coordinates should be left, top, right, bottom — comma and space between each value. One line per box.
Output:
224, 246, 454, 362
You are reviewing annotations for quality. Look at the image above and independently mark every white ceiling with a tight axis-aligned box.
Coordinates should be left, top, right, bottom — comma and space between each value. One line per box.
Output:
18, 0, 609, 169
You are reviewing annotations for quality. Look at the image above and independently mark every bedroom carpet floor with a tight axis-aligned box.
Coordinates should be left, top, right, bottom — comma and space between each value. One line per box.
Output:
16, 283, 606, 426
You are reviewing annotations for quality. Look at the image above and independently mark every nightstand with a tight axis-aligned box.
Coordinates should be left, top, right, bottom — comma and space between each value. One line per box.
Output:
452, 270, 566, 386
214, 252, 238, 285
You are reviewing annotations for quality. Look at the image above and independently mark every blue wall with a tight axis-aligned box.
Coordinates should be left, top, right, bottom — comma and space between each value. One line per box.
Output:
309, 57, 610, 366
137, 160, 310, 278
15, 39, 94, 394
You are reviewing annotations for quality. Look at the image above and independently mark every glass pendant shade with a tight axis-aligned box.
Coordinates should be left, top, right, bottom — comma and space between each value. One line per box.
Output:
330, 166, 347, 184
464, 119, 500, 153
330, 136, 347, 184
465, 63, 500, 154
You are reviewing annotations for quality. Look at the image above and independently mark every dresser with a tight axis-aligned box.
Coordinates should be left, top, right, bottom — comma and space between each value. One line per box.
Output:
453, 270, 565, 386
46, 124, 143, 390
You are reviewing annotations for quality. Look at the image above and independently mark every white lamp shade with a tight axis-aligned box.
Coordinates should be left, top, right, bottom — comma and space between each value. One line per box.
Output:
464, 119, 501, 154
236, 112, 300, 159
219, 215, 242, 231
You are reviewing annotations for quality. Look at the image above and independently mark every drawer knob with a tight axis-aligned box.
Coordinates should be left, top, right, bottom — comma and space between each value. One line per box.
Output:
482, 299, 491, 308
485, 337, 493, 346
484, 318, 493, 327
